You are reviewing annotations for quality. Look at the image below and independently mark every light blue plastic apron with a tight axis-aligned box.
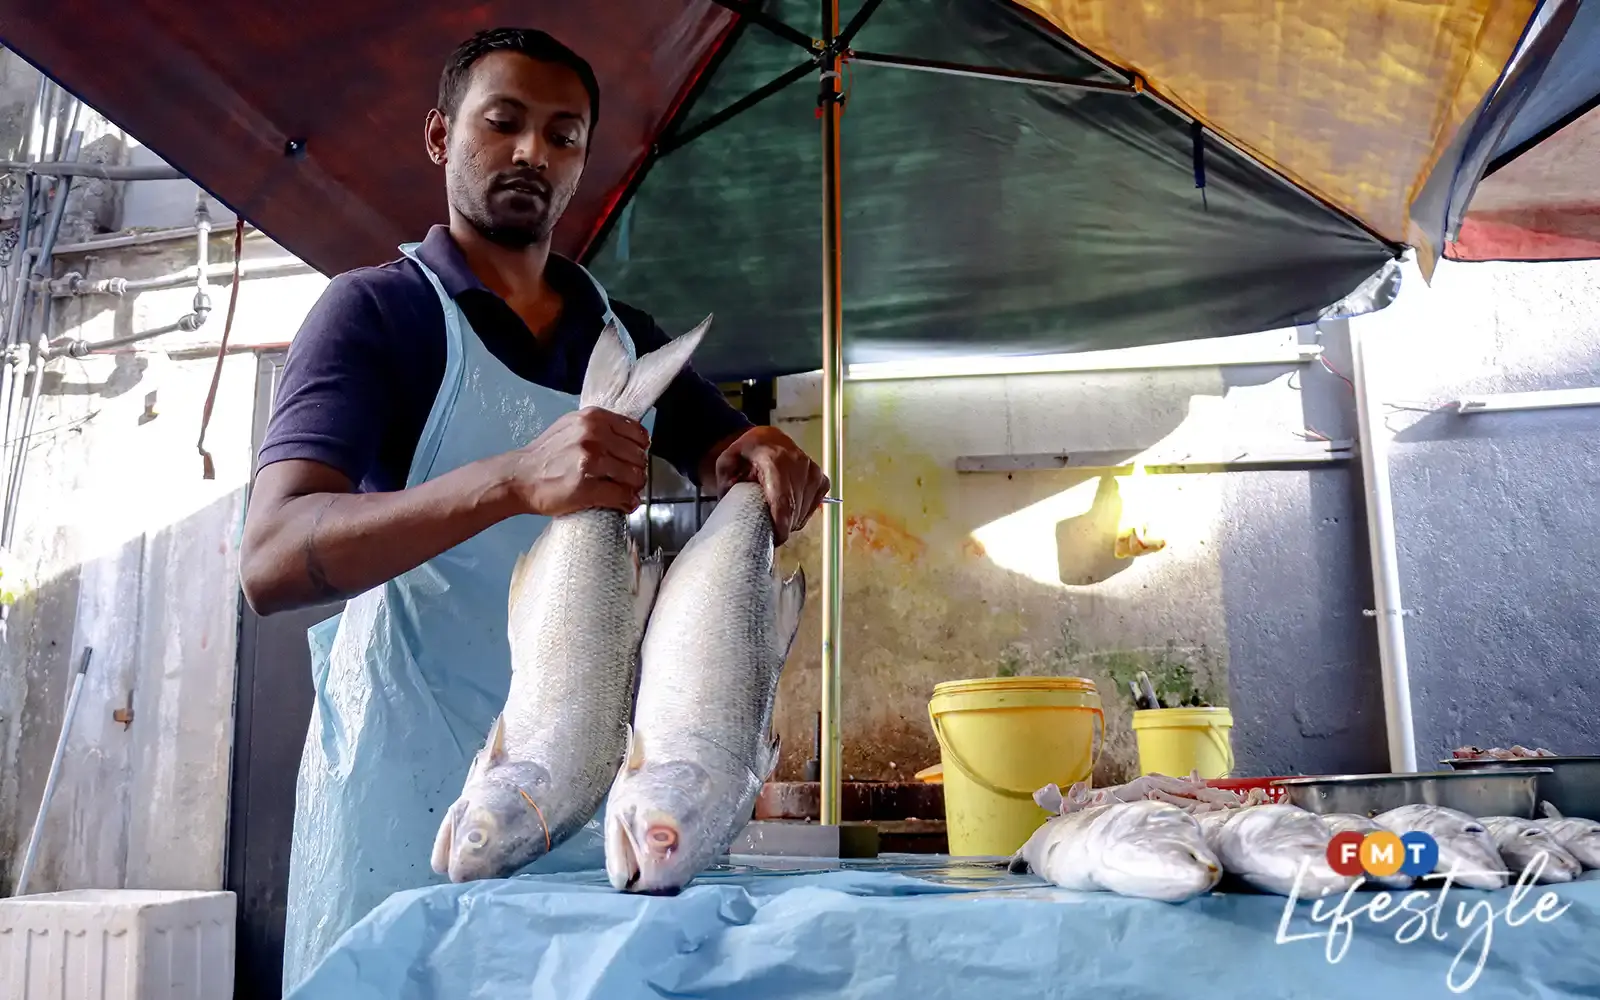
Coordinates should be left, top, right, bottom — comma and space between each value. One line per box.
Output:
281, 243, 654, 990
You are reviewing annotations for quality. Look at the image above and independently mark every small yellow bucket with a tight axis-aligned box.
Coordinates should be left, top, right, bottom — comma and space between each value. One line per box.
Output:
928, 676, 1103, 857
1131, 707, 1234, 778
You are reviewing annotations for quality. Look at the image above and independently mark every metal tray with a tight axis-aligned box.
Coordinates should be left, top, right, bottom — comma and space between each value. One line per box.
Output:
1272, 768, 1551, 819
1443, 756, 1600, 821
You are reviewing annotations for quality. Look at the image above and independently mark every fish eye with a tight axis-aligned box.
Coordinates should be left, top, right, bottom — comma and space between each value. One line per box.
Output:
646, 825, 678, 851
1463, 824, 1485, 834
466, 830, 485, 846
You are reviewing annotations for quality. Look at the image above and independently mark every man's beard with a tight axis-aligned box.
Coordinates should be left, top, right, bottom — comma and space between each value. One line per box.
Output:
451, 173, 560, 248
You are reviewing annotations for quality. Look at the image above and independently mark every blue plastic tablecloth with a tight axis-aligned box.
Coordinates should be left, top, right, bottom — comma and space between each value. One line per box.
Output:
288, 856, 1600, 1000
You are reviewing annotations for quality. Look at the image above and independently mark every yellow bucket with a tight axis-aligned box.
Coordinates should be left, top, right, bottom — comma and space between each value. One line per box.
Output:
1131, 707, 1235, 778
928, 676, 1103, 857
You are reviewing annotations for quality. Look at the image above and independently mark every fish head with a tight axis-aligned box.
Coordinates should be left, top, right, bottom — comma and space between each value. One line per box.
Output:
1498, 821, 1582, 883
605, 758, 725, 894
1098, 802, 1222, 901
1433, 815, 1509, 890
431, 760, 557, 883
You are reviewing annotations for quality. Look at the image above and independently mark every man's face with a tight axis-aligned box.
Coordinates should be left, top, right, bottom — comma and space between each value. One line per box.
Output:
428, 51, 591, 248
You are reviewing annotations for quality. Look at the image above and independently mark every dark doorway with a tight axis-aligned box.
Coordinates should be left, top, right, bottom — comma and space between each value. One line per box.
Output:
226, 352, 343, 1000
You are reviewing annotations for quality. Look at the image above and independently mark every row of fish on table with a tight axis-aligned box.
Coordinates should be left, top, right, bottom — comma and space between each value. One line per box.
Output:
428, 316, 806, 895
1008, 772, 1600, 902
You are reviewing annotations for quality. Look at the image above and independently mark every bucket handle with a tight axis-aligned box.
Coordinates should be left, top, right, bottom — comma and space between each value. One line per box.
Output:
1206, 722, 1234, 778
930, 706, 1105, 801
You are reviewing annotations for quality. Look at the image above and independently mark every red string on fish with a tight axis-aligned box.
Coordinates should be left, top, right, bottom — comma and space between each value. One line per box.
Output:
518, 787, 552, 854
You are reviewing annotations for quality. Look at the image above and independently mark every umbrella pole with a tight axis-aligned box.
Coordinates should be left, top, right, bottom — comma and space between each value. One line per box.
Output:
818, 0, 845, 828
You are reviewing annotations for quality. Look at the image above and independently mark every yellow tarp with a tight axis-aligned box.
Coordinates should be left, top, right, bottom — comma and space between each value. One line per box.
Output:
1017, 0, 1536, 268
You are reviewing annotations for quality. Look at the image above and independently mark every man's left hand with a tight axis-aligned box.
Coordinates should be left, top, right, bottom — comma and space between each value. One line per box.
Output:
712, 426, 830, 545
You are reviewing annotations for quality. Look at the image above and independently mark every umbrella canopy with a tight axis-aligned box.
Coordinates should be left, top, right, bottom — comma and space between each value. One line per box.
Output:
1446, 0, 1600, 262
0, 0, 1544, 380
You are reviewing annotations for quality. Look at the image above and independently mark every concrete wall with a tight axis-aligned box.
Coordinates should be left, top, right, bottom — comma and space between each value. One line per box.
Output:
769, 329, 1387, 785
0, 225, 331, 893
1358, 256, 1600, 760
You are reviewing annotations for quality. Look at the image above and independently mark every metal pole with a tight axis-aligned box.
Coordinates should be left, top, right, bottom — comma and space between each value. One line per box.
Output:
1349, 322, 1419, 772
818, 0, 845, 828
14, 647, 93, 896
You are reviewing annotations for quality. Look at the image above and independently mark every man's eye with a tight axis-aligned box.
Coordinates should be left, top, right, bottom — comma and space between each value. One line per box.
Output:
552, 133, 578, 147
486, 118, 516, 132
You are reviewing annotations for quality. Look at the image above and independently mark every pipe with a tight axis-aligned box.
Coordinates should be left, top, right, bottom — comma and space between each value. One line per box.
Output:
0, 161, 185, 181
817, 0, 845, 828
51, 223, 256, 257
47, 256, 308, 297
3, 108, 82, 549
1349, 321, 1419, 772
13, 647, 93, 896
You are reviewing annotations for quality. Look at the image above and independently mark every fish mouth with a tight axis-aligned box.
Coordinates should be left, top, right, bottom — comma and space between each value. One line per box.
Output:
606, 813, 642, 892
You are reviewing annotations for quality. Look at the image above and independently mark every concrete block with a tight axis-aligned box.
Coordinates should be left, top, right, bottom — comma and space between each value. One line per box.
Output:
0, 889, 235, 1000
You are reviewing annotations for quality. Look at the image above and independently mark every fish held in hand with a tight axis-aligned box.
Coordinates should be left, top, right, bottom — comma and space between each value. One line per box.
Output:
1482, 816, 1583, 883
1198, 804, 1352, 898
432, 316, 710, 883
1321, 813, 1413, 890
1375, 804, 1507, 890
604, 482, 806, 894
1009, 800, 1222, 902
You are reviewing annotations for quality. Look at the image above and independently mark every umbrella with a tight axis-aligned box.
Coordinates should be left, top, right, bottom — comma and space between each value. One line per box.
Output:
1444, 0, 1600, 262
0, 0, 1550, 820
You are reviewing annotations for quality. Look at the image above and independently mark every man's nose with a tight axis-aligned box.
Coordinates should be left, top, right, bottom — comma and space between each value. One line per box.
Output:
512, 132, 548, 171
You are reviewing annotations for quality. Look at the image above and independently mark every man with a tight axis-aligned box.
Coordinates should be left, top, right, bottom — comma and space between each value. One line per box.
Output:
241, 28, 828, 987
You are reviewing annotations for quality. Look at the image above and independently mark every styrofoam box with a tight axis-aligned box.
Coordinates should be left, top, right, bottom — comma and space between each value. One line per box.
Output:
0, 889, 235, 1000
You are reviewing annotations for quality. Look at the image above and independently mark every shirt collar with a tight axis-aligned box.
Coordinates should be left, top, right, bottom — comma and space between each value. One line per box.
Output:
414, 224, 608, 323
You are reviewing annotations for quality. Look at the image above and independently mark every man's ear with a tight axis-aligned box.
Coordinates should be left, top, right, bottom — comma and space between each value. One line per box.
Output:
424, 109, 449, 166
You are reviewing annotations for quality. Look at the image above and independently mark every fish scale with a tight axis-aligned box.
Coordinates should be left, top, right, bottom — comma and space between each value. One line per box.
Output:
604, 482, 806, 894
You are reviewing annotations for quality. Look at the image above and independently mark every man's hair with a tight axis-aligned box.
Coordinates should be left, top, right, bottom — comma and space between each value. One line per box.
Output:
438, 28, 600, 130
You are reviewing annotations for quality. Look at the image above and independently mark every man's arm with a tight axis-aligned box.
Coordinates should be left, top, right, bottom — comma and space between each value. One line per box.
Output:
241, 274, 650, 616
240, 406, 645, 614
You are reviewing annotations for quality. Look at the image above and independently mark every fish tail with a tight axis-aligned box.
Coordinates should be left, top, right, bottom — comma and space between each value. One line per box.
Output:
579, 315, 712, 420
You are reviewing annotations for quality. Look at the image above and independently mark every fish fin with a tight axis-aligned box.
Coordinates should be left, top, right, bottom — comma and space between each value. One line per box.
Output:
1006, 851, 1031, 875
1541, 800, 1564, 819
431, 798, 466, 875
774, 563, 806, 661
478, 714, 508, 770
631, 542, 665, 635
507, 529, 551, 622
580, 315, 711, 420
622, 722, 646, 773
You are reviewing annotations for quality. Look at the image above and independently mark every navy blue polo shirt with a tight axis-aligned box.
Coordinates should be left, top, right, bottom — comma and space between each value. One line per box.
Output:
257, 225, 750, 493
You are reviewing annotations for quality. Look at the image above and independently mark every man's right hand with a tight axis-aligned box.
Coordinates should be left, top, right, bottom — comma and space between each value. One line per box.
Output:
500, 406, 651, 517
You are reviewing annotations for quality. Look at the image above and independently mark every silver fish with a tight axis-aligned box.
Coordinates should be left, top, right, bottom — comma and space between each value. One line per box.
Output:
431, 316, 711, 883
1320, 813, 1413, 890
1482, 816, 1583, 883
1008, 800, 1222, 902
1375, 804, 1507, 890
1535, 801, 1600, 869
1197, 805, 1352, 898
604, 481, 806, 894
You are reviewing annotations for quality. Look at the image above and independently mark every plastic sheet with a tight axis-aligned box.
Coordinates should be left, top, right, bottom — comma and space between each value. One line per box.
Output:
289, 856, 1600, 999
